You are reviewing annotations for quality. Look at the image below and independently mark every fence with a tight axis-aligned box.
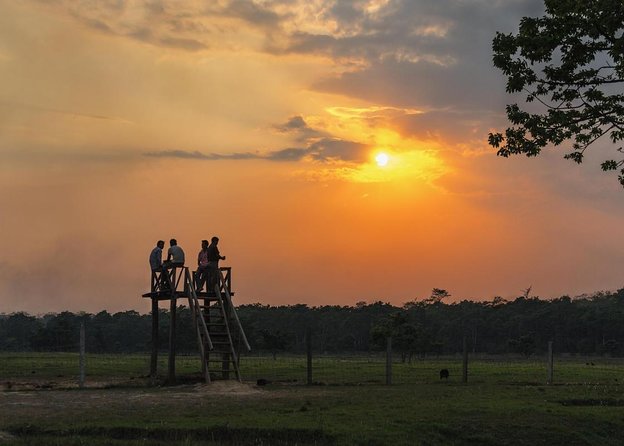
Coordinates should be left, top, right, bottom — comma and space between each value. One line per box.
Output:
3, 324, 624, 389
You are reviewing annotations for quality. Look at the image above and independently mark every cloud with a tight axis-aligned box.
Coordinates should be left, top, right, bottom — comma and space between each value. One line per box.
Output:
265, 147, 310, 161
145, 114, 370, 164
273, 115, 329, 142
309, 138, 369, 163
144, 149, 261, 161
216, 0, 282, 29
144, 138, 370, 164
144, 138, 369, 164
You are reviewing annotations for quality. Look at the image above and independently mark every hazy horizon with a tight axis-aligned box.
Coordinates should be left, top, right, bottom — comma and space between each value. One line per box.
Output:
2, 0, 623, 315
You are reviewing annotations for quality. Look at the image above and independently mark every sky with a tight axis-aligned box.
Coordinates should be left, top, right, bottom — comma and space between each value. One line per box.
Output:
1, 0, 623, 314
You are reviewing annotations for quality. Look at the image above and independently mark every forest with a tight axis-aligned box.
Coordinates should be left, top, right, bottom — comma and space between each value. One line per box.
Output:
2, 288, 624, 358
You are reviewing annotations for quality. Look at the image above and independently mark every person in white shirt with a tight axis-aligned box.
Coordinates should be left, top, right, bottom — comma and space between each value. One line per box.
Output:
163, 238, 185, 270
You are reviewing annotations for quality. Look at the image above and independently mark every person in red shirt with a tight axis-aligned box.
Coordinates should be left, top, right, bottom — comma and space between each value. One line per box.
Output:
195, 240, 209, 292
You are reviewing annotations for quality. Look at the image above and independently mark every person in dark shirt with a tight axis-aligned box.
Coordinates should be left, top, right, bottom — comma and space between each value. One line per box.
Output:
207, 236, 226, 292
149, 240, 165, 272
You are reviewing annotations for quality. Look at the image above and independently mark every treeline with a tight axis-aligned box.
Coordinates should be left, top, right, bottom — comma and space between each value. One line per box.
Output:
2, 288, 624, 357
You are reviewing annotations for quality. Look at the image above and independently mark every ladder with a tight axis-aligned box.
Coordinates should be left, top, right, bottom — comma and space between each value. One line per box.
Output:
183, 268, 251, 383
183, 269, 213, 382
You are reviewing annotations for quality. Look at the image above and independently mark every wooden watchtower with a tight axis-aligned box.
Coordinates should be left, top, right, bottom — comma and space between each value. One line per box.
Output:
142, 266, 251, 384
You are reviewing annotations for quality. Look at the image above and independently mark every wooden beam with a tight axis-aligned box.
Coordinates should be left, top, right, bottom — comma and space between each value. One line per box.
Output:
150, 298, 159, 380
168, 297, 177, 384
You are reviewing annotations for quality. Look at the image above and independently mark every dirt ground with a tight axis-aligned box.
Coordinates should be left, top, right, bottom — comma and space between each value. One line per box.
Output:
0, 380, 276, 426
2, 377, 263, 394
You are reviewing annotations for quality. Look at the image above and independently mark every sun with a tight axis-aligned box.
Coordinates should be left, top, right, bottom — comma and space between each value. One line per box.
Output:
375, 152, 390, 167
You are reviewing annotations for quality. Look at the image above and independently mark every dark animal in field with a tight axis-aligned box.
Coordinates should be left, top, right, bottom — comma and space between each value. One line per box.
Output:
439, 369, 449, 380
256, 378, 272, 386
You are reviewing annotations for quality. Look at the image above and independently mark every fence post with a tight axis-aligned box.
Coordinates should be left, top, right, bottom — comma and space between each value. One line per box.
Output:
462, 336, 468, 384
386, 337, 392, 385
306, 327, 312, 385
547, 340, 554, 385
79, 321, 85, 389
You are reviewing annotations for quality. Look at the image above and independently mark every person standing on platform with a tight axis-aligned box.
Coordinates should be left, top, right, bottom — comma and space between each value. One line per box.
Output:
207, 236, 226, 292
149, 240, 165, 272
196, 239, 209, 291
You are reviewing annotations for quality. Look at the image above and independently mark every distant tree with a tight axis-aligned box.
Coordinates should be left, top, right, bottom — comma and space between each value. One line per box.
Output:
31, 311, 80, 351
0, 312, 41, 351
260, 329, 290, 360
426, 288, 451, 304
509, 334, 537, 358
488, 296, 508, 307
489, 0, 624, 186
372, 312, 428, 362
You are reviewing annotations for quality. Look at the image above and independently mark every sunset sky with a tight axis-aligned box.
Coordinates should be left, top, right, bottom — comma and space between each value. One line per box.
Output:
1, 0, 623, 314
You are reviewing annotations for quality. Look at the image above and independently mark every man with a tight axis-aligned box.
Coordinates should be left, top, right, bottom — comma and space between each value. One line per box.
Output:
164, 238, 185, 268
195, 240, 209, 292
149, 240, 165, 272
161, 239, 185, 291
207, 236, 226, 292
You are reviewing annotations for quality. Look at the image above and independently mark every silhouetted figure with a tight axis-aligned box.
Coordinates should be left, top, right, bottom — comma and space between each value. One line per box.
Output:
149, 240, 165, 272
162, 238, 185, 279
195, 239, 209, 291
207, 236, 226, 292
439, 369, 449, 380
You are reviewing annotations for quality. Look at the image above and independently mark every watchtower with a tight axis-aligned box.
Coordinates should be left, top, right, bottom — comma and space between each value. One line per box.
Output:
142, 266, 251, 384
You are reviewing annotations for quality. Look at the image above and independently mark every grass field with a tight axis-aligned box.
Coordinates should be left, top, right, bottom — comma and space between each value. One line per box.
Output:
2, 353, 624, 445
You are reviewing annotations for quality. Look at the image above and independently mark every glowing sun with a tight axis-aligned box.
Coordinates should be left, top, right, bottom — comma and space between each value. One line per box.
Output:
375, 152, 390, 167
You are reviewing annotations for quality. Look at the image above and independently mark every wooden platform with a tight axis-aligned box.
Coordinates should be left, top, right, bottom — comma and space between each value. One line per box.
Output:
142, 290, 235, 300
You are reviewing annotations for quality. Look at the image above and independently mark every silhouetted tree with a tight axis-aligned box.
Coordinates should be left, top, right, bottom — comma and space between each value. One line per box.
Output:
489, 0, 624, 186
260, 329, 290, 360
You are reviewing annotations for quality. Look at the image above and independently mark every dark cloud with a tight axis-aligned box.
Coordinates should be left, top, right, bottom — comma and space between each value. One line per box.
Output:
265, 147, 310, 161
273, 116, 328, 142
144, 136, 370, 164
275, 115, 307, 131
144, 149, 259, 160
308, 138, 369, 163
145, 148, 308, 162
274, 0, 545, 116
216, 0, 282, 29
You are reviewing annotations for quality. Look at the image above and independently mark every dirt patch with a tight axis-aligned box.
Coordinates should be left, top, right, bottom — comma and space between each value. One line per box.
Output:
2, 376, 150, 391
0, 431, 15, 441
192, 381, 263, 396
1, 381, 272, 414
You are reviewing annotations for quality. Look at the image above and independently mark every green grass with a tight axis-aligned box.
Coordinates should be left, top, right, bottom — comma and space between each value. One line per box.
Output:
2, 353, 624, 445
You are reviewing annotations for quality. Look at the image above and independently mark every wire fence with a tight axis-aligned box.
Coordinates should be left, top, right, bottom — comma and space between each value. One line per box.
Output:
3, 324, 624, 388
3, 351, 624, 388
238, 353, 624, 386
